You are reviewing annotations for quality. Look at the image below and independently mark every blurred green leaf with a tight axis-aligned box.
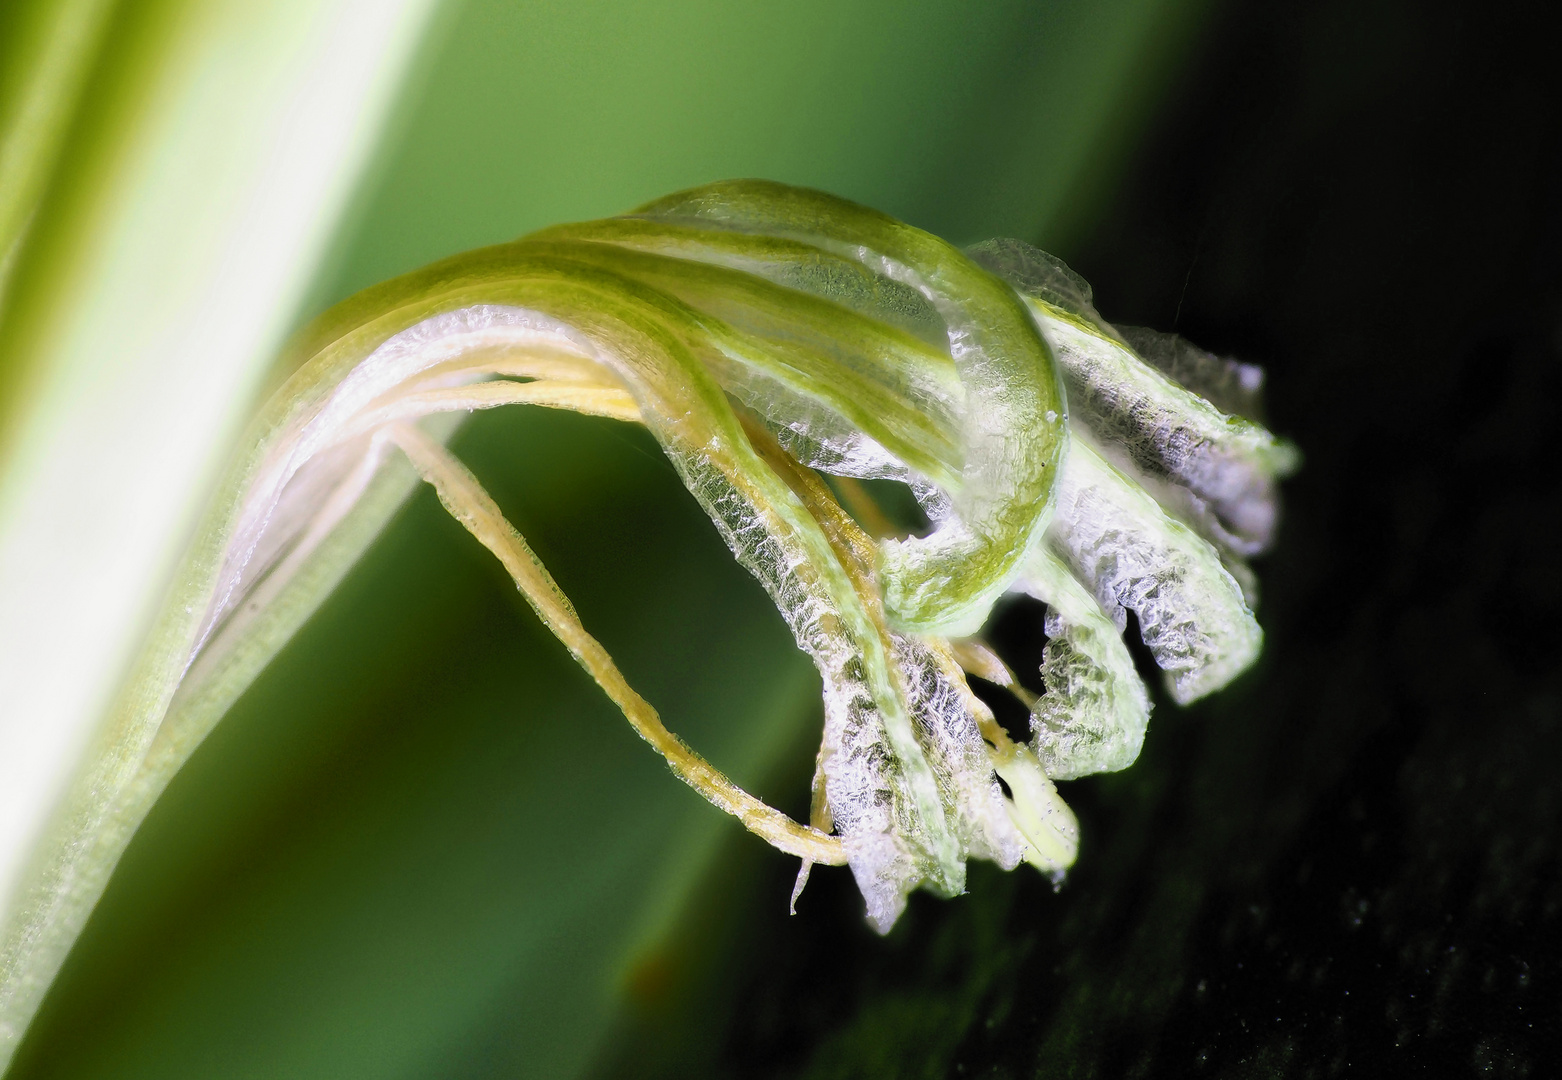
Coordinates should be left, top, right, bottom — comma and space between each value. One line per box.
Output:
0, 0, 438, 1062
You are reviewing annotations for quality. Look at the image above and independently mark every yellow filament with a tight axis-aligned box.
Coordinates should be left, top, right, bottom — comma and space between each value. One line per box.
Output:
386, 422, 846, 866
827, 476, 899, 540
949, 639, 1037, 709
337, 380, 641, 448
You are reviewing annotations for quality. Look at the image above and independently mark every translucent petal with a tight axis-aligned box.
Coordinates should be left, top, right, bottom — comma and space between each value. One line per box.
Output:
672, 448, 957, 930
968, 237, 1297, 557
1119, 326, 1271, 424
715, 363, 916, 482
1013, 545, 1152, 778
890, 634, 1023, 869
1047, 437, 1262, 705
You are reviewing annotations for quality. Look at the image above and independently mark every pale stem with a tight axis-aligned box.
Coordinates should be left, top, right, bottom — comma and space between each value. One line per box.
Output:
385, 422, 847, 866
332, 379, 642, 446
948, 639, 1038, 709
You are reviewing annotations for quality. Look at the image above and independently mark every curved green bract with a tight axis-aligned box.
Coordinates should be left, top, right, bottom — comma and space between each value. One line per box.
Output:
515, 234, 965, 490
630, 180, 1066, 636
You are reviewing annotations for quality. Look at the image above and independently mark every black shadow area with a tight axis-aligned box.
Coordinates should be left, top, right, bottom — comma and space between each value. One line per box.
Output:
636, 0, 1562, 1077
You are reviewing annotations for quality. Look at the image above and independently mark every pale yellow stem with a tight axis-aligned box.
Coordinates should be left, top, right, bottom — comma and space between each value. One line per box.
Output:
949, 639, 1038, 709
386, 422, 846, 866
335, 379, 641, 447
828, 476, 899, 540
406, 344, 623, 387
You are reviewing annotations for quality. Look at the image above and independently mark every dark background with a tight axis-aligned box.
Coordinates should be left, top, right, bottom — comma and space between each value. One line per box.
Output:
618, 0, 1562, 1075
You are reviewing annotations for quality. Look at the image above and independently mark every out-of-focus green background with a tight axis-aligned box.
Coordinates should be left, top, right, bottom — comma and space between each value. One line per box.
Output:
7, 1, 1200, 1077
